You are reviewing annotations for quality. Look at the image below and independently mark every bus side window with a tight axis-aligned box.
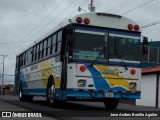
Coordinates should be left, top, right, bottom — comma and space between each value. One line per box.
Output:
23, 53, 26, 65
26, 48, 33, 64
36, 44, 39, 60
20, 54, 23, 67
56, 31, 62, 53
51, 34, 56, 55
43, 39, 47, 57
33, 46, 36, 61
16, 57, 19, 69
39, 42, 43, 59
47, 36, 52, 56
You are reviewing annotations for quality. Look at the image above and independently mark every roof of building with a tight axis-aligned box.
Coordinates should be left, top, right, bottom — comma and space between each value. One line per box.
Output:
148, 41, 160, 47
142, 66, 160, 74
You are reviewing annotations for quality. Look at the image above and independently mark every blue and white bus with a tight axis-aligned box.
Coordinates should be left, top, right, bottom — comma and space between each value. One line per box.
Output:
15, 12, 142, 110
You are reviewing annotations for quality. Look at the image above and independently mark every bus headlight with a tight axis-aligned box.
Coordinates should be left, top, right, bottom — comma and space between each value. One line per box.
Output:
129, 82, 137, 89
78, 80, 86, 87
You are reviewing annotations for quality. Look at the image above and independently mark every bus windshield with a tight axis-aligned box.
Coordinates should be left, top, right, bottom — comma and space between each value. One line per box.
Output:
73, 30, 141, 62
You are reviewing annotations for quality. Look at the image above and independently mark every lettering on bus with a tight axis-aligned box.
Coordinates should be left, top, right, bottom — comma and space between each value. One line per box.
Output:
30, 65, 38, 71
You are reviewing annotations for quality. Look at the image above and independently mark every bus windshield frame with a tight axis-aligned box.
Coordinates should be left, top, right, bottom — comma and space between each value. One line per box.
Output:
73, 26, 141, 64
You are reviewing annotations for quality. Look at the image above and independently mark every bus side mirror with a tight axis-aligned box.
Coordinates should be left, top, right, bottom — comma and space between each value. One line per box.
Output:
142, 36, 148, 54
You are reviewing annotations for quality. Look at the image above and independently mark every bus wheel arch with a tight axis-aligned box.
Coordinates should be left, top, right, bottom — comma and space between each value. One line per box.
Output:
46, 75, 58, 107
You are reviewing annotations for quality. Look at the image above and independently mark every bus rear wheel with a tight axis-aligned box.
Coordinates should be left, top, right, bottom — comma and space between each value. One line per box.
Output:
26, 96, 33, 102
104, 98, 119, 110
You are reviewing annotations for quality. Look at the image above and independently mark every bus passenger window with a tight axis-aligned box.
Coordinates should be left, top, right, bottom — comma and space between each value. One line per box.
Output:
51, 34, 56, 54
56, 31, 62, 53
39, 42, 43, 59
43, 40, 47, 57
47, 37, 52, 56
23, 53, 26, 65
35, 44, 39, 60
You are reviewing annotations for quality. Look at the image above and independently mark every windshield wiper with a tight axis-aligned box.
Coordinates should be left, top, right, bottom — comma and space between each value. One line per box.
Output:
114, 47, 128, 70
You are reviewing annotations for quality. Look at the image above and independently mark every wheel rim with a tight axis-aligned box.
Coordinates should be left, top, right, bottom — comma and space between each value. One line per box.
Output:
19, 91, 22, 98
48, 84, 55, 104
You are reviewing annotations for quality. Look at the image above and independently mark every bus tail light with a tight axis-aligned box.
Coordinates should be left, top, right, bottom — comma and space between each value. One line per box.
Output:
84, 18, 90, 24
134, 25, 140, 31
76, 17, 83, 23
80, 65, 86, 72
128, 24, 133, 30
130, 69, 136, 75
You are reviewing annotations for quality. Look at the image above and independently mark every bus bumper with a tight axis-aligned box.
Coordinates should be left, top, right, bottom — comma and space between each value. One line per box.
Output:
56, 89, 141, 100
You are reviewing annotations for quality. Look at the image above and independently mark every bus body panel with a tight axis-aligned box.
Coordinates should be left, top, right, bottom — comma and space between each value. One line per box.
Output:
65, 63, 141, 100
17, 57, 61, 96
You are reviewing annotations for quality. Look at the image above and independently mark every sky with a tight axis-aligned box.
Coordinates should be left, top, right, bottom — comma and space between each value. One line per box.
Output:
0, 0, 160, 84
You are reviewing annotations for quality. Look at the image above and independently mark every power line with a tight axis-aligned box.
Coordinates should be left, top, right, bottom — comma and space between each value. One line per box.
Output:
21, 0, 65, 42
1, 0, 65, 54
5, 0, 76, 55
107, 0, 128, 12
109, 0, 137, 13
121, 0, 155, 15
0, 40, 35, 44
65, 0, 89, 18
142, 19, 160, 28
29, 0, 76, 38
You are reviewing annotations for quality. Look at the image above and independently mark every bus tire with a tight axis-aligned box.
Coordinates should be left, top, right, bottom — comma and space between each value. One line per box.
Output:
26, 96, 33, 102
18, 82, 26, 101
46, 76, 58, 107
104, 98, 119, 110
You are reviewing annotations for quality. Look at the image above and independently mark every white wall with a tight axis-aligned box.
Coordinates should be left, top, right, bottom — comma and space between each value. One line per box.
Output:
136, 74, 157, 107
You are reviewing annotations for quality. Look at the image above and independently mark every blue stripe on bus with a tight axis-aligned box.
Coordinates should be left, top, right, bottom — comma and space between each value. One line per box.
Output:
75, 26, 140, 37
69, 59, 140, 67
84, 64, 127, 91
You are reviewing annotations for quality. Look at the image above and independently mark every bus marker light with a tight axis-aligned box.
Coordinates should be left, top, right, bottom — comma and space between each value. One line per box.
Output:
84, 18, 90, 24
128, 24, 133, 30
76, 17, 82, 23
98, 90, 103, 92
130, 69, 136, 75
129, 82, 137, 89
80, 65, 86, 72
134, 25, 140, 31
78, 80, 86, 87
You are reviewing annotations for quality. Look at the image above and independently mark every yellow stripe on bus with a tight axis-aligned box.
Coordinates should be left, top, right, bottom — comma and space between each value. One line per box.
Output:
95, 65, 129, 90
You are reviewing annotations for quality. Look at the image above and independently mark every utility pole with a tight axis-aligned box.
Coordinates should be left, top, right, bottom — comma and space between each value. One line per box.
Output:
89, 0, 95, 12
0, 54, 7, 95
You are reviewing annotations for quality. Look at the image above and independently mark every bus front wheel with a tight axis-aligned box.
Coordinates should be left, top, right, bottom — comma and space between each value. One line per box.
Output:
18, 82, 26, 101
104, 98, 119, 110
46, 77, 58, 107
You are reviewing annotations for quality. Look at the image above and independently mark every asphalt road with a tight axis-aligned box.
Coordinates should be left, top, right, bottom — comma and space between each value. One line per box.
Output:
0, 95, 160, 120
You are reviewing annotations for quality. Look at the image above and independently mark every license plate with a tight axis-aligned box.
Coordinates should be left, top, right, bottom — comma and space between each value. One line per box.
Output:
105, 92, 113, 97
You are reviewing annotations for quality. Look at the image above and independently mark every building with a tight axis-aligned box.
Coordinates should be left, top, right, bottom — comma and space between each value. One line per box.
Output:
136, 66, 160, 108
0, 84, 14, 95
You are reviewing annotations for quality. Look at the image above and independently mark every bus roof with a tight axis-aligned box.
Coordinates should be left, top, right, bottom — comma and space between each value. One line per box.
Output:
17, 12, 141, 56
62, 12, 141, 31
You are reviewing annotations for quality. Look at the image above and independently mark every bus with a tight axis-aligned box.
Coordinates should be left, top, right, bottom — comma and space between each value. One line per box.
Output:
15, 12, 142, 110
